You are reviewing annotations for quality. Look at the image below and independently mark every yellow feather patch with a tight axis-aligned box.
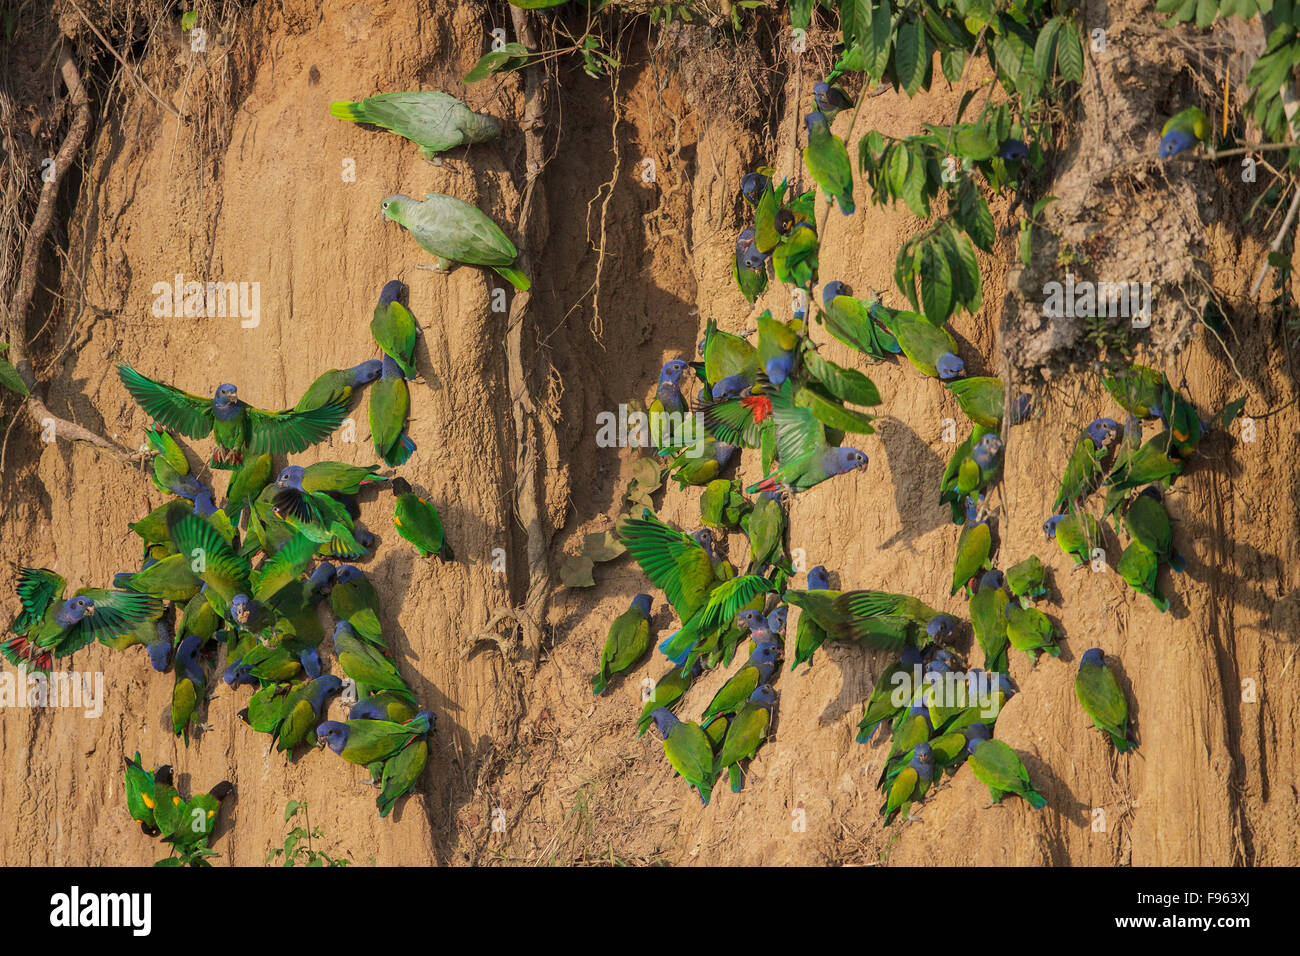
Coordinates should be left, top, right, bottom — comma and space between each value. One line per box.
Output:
142, 795, 155, 809
172, 795, 181, 806
394, 516, 402, 527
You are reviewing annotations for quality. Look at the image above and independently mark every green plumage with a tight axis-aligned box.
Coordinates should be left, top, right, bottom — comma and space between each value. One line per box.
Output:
1117, 540, 1167, 612
967, 738, 1046, 808
945, 377, 1004, 429
969, 580, 1010, 673
803, 113, 854, 214
1004, 555, 1048, 607
330, 91, 500, 158
381, 193, 529, 290
715, 697, 772, 793
372, 296, 419, 379
592, 599, 652, 695
1075, 654, 1134, 752
331, 714, 432, 765
333, 627, 414, 702
393, 488, 450, 559
660, 717, 715, 805
952, 521, 992, 596
378, 738, 429, 817
637, 667, 695, 737
1004, 604, 1059, 660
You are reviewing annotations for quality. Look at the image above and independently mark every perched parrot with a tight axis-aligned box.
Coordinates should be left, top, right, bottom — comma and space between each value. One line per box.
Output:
117, 364, 346, 469
969, 570, 1011, 673
2, 567, 163, 672
715, 684, 777, 792
380, 192, 529, 290
742, 490, 787, 574
371, 279, 419, 378
276, 675, 344, 753
881, 742, 934, 825
124, 753, 174, 836
377, 736, 431, 818
791, 564, 832, 670
369, 353, 416, 468
812, 81, 852, 118
794, 588, 944, 653
952, 519, 993, 596
1053, 418, 1120, 513
349, 691, 418, 724
1044, 511, 1104, 567
332, 621, 414, 702
1004, 604, 1059, 661
818, 282, 900, 359
966, 738, 1046, 807
772, 221, 820, 289
1103, 432, 1184, 508
944, 377, 1009, 429
939, 425, 999, 523
294, 360, 383, 412
1117, 540, 1166, 611
146, 426, 216, 515
877, 310, 960, 379
1004, 555, 1048, 607
592, 594, 653, 695
1074, 647, 1135, 752
391, 477, 452, 559
164, 780, 234, 853
1123, 487, 1185, 571
740, 171, 770, 206
224, 454, 274, 517
803, 112, 854, 214
171, 633, 206, 744
1102, 365, 1165, 419
699, 640, 781, 728
329, 565, 384, 646
650, 709, 716, 805
330, 90, 500, 159
733, 227, 769, 304
668, 439, 736, 488
636, 661, 702, 737
756, 314, 799, 386
316, 711, 435, 765
1157, 107, 1207, 159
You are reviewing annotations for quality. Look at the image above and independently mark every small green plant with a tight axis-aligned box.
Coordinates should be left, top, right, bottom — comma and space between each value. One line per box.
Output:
267, 801, 352, 867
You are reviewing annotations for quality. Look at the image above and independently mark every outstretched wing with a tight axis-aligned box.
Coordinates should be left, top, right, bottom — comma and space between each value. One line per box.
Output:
701, 393, 771, 448
254, 534, 320, 606
769, 382, 824, 465
12, 568, 65, 634
617, 510, 712, 618
64, 588, 165, 656
117, 364, 214, 440
246, 397, 348, 456
167, 513, 252, 607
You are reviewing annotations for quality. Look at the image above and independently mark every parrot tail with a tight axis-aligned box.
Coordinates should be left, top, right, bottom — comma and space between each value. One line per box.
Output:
381, 433, 417, 468
746, 476, 780, 495
591, 670, 608, 695
729, 764, 743, 793
1111, 731, 1136, 754
1168, 549, 1187, 573
494, 266, 531, 292
328, 100, 366, 123
1022, 787, 1047, 810
1148, 590, 1170, 613
837, 195, 856, 216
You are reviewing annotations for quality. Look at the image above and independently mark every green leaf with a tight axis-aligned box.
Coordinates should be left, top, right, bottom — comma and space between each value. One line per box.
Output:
954, 177, 995, 251
867, 0, 893, 77
1018, 218, 1034, 266
802, 350, 882, 406
181, 10, 197, 30
1195, 0, 1218, 28
1056, 21, 1084, 83
0, 355, 29, 397
464, 45, 529, 83
941, 47, 967, 83
1031, 194, 1059, 217
796, 386, 876, 435
945, 226, 983, 313
901, 144, 929, 217
1033, 17, 1061, 80
895, 14, 927, 96
560, 554, 595, 588
582, 531, 626, 562
841, 0, 872, 45
284, 800, 300, 822
919, 236, 954, 324
1220, 396, 1247, 429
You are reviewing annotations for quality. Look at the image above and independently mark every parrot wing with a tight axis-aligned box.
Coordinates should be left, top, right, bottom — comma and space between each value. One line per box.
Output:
117, 364, 214, 440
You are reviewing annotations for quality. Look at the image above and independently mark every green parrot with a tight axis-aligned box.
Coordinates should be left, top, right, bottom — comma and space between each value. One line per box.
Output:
753, 178, 814, 253
939, 424, 997, 524
296, 461, 387, 495
1004, 555, 1048, 608
380, 193, 529, 291
165, 781, 233, 853
772, 221, 819, 289
1162, 382, 1205, 458
1074, 648, 1135, 752
617, 510, 771, 667
969, 571, 1011, 673
358, 691, 418, 724
880, 742, 934, 825
171, 633, 207, 745
592, 594, 653, 694
371, 280, 419, 378
802, 112, 854, 214
329, 565, 385, 646
224, 454, 273, 517
124, 753, 173, 836
129, 498, 192, 549
294, 361, 383, 412
951, 520, 993, 596
649, 709, 715, 805
242, 681, 295, 733
756, 313, 800, 385
793, 588, 941, 652
117, 364, 347, 470
744, 380, 868, 495
332, 622, 414, 703
817, 287, 899, 360
733, 227, 768, 304
1102, 365, 1165, 419
390, 477, 451, 559
1123, 487, 1184, 571
1004, 604, 1059, 661
2, 567, 164, 672
714, 685, 777, 792
700, 317, 757, 388
317, 712, 434, 766
1158, 106, 1207, 158
1117, 540, 1167, 612
699, 640, 780, 728
276, 675, 344, 753
330, 91, 500, 159
636, 663, 699, 737
880, 310, 959, 378
944, 377, 1005, 429
369, 353, 416, 468
855, 647, 923, 742
700, 478, 749, 531
1054, 431, 1108, 514
1102, 433, 1183, 516
1045, 510, 1104, 567
789, 564, 832, 670
377, 737, 430, 817
966, 738, 1046, 807
741, 490, 786, 572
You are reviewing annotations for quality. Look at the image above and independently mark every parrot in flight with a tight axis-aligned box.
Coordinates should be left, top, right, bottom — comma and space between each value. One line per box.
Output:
118, 364, 346, 469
